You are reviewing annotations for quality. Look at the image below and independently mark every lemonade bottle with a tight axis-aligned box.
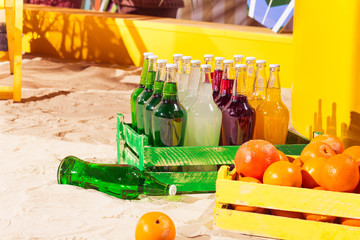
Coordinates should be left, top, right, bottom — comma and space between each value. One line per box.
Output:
143, 59, 167, 145
130, 52, 153, 131
177, 56, 192, 102
245, 56, 256, 98
181, 60, 201, 111
255, 64, 289, 144
221, 64, 255, 145
185, 64, 222, 146
234, 54, 244, 65
204, 54, 214, 78
249, 60, 267, 109
212, 57, 225, 100
136, 55, 158, 134
152, 64, 187, 147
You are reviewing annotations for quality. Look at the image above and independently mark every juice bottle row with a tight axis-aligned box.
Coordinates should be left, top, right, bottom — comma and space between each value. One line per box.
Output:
129, 52, 289, 147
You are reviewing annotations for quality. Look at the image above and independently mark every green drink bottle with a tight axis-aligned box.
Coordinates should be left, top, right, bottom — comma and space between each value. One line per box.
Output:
130, 52, 153, 131
144, 59, 167, 145
136, 55, 158, 134
57, 156, 177, 200
152, 63, 187, 147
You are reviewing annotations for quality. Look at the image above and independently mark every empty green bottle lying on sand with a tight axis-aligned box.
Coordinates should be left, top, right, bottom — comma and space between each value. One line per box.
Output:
57, 156, 177, 200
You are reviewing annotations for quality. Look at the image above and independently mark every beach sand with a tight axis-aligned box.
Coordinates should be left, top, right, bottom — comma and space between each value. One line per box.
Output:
0, 55, 278, 239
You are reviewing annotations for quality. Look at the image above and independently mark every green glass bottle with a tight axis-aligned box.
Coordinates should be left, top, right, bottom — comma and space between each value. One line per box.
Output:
57, 156, 177, 200
144, 59, 167, 145
136, 55, 158, 134
130, 52, 153, 131
152, 64, 187, 147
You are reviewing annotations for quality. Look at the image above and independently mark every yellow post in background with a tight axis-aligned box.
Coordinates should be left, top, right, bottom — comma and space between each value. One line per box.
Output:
292, 0, 360, 147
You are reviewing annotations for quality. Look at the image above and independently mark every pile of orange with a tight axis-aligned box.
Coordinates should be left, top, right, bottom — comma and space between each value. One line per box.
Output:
233, 135, 360, 225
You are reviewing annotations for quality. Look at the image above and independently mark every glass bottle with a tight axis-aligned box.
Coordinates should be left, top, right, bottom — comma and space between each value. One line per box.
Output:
181, 60, 201, 111
178, 56, 192, 102
152, 64, 187, 147
245, 56, 256, 98
185, 64, 222, 146
136, 55, 158, 134
255, 64, 289, 144
130, 52, 153, 131
221, 64, 255, 145
234, 54, 244, 65
173, 53, 182, 82
143, 59, 167, 145
212, 57, 225, 100
204, 54, 214, 79
214, 59, 234, 110
249, 60, 267, 109
58, 156, 176, 200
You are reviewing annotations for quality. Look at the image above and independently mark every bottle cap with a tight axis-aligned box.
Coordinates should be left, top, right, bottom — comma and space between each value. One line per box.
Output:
157, 59, 167, 64
269, 64, 280, 68
235, 64, 246, 68
148, 55, 158, 60
223, 60, 234, 64
256, 60, 266, 64
143, 52, 153, 56
234, 54, 244, 58
215, 57, 225, 61
191, 60, 201, 64
169, 185, 177, 196
173, 53, 183, 58
246, 57, 256, 61
201, 64, 211, 69
204, 54, 214, 58
166, 63, 177, 68
182, 56, 192, 60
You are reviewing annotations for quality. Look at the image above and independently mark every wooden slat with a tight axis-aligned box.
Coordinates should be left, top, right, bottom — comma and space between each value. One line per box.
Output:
214, 208, 360, 240
216, 179, 360, 219
0, 86, 13, 99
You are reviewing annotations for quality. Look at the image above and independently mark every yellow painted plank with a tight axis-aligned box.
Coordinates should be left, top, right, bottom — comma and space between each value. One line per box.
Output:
216, 179, 360, 219
0, 51, 9, 61
0, 86, 13, 99
214, 208, 360, 240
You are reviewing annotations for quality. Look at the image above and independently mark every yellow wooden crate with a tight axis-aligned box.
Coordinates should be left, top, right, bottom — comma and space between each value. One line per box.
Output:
214, 166, 360, 239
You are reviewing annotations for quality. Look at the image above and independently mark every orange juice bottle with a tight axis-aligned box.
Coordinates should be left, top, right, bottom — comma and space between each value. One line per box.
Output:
249, 60, 267, 109
245, 57, 256, 98
255, 64, 289, 144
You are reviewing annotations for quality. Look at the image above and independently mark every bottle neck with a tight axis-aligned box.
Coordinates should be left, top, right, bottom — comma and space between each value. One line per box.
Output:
140, 59, 149, 86
233, 67, 247, 97
186, 64, 201, 95
252, 64, 267, 98
219, 64, 234, 95
246, 60, 256, 81
266, 68, 282, 101
163, 68, 178, 101
173, 57, 181, 73
145, 59, 157, 89
198, 67, 213, 98
181, 61, 191, 74
153, 65, 166, 94
212, 69, 223, 91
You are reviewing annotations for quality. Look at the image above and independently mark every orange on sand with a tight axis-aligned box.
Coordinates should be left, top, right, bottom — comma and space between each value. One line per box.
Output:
301, 157, 327, 189
300, 141, 335, 163
271, 209, 304, 219
303, 187, 337, 223
234, 140, 280, 181
232, 177, 262, 212
320, 154, 359, 192
278, 150, 289, 161
292, 157, 304, 167
343, 146, 360, 161
311, 134, 344, 154
263, 161, 302, 187
135, 212, 176, 240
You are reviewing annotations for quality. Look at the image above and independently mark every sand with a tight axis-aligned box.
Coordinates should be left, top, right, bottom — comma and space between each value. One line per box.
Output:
0, 55, 271, 239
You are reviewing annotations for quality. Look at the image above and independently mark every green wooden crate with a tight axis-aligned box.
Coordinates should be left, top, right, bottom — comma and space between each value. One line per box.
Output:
116, 113, 310, 193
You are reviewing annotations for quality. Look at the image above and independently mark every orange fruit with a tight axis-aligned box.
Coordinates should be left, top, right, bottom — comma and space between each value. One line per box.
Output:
292, 157, 304, 167
311, 134, 344, 154
263, 161, 302, 187
320, 154, 359, 192
343, 146, 360, 161
300, 142, 335, 162
303, 187, 337, 223
271, 209, 304, 219
278, 150, 289, 161
234, 140, 280, 181
232, 177, 262, 212
301, 157, 326, 189
340, 217, 360, 227
135, 212, 176, 240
